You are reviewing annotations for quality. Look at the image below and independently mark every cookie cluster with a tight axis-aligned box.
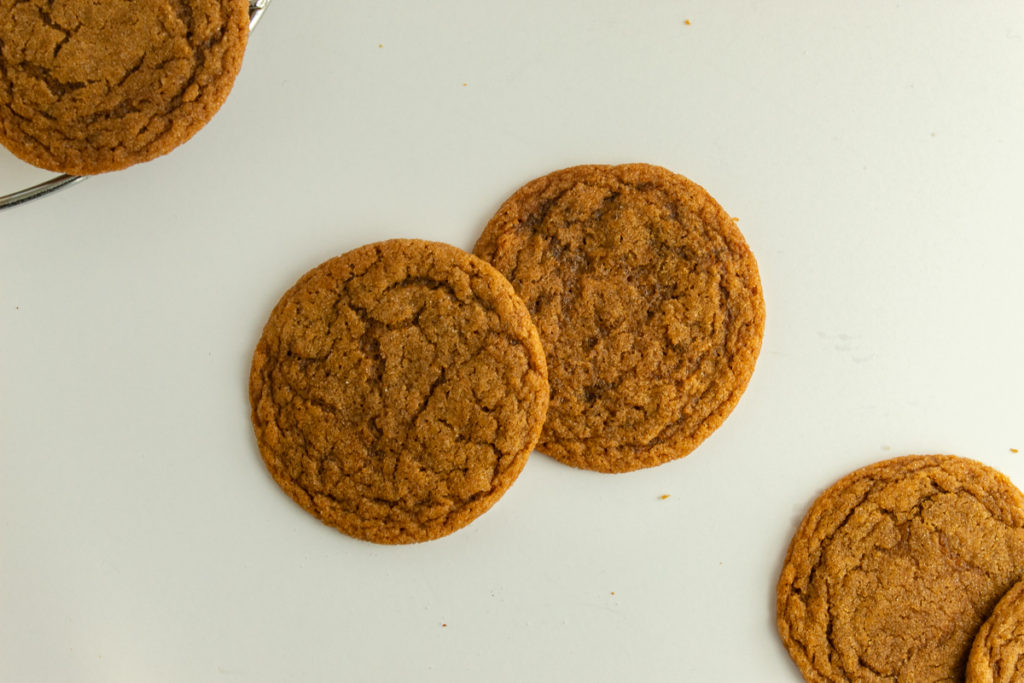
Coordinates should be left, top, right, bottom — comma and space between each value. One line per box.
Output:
249, 163, 766, 544
777, 454, 1024, 682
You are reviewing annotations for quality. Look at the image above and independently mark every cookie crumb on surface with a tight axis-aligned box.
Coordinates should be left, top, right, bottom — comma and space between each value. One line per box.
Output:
659, 494, 671, 500
1012, 448, 1019, 454
684, 19, 691, 25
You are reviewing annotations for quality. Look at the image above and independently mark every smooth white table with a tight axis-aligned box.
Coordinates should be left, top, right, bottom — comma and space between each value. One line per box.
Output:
3, 2, 1023, 681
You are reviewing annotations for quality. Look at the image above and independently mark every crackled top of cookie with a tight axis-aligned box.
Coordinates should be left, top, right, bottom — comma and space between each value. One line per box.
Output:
473, 163, 764, 473
777, 455, 1024, 683
967, 578, 1024, 683
0, 0, 249, 174
249, 240, 549, 544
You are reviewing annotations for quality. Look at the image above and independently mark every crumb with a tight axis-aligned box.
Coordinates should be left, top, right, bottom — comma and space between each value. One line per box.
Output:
441, 623, 447, 627
378, 43, 383, 48
659, 494, 671, 500
684, 19, 691, 25
1012, 448, 1019, 454
610, 591, 615, 595
462, 82, 467, 87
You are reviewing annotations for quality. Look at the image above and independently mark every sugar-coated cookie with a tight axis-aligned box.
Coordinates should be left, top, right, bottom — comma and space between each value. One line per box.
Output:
474, 163, 764, 473
778, 455, 1024, 682
0, 0, 249, 174
249, 240, 548, 544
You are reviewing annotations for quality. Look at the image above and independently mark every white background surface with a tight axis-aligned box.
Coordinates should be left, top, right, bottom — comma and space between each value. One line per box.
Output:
2, 2, 1024, 681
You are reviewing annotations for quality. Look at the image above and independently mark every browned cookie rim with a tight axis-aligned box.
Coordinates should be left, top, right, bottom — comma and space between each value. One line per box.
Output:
249, 239, 549, 544
777, 454, 1024, 683
0, 0, 250, 174
473, 163, 764, 473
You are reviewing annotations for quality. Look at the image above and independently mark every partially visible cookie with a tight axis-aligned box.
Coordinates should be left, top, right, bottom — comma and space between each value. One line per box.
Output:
777, 455, 1024, 682
967, 578, 1024, 683
0, 0, 250, 174
249, 239, 549, 544
473, 163, 764, 473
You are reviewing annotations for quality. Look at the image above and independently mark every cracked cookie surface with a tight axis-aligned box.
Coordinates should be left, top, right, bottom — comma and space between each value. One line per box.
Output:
777, 455, 1024, 682
249, 240, 549, 544
0, 0, 249, 174
473, 163, 764, 473
967, 578, 1024, 682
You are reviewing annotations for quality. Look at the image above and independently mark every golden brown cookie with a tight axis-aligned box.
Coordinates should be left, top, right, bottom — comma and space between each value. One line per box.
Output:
249, 240, 549, 544
473, 163, 764, 473
967, 578, 1024, 683
0, 0, 249, 175
777, 455, 1024, 682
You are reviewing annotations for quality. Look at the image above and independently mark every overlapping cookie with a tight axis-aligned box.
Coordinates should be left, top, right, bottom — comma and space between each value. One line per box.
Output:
249, 239, 549, 544
474, 163, 764, 473
968, 577, 1024, 683
777, 455, 1024, 682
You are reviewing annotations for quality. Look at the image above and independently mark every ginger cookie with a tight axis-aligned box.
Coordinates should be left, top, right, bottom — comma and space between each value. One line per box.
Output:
777, 455, 1024, 682
473, 163, 764, 473
0, 0, 249, 175
249, 240, 549, 544
967, 578, 1024, 683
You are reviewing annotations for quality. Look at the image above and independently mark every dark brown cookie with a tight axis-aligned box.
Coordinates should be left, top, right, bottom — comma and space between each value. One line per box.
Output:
249, 240, 549, 544
967, 578, 1024, 683
473, 163, 764, 473
0, 0, 249, 175
777, 455, 1024, 682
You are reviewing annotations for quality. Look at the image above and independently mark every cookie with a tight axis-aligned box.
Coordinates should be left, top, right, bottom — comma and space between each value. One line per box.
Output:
249, 239, 549, 544
777, 455, 1024, 682
0, 0, 249, 175
967, 578, 1024, 683
473, 163, 764, 473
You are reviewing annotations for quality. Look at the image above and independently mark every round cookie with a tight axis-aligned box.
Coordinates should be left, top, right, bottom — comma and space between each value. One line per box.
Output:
777, 455, 1024, 682
967, 578, 1024, 683
0, 0, 249, 175
473, 163, 764, 473
249, 240, 549, 544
